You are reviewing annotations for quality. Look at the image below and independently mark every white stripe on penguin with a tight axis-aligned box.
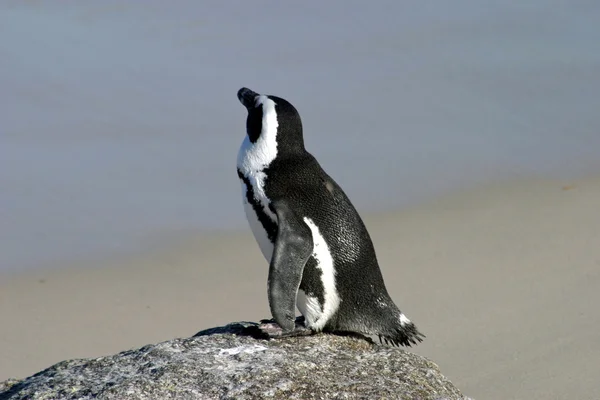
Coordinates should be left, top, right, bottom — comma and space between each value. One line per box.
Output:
300, 217, 341, 330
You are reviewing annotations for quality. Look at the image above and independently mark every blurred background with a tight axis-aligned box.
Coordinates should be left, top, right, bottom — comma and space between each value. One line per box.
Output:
2, 1, 600, 270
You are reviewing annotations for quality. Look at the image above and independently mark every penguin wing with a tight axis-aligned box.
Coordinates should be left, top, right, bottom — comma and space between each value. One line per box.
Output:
268, 199, 314, 332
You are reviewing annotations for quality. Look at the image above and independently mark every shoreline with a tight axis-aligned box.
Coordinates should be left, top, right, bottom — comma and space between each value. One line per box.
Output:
1, 171, 590, 278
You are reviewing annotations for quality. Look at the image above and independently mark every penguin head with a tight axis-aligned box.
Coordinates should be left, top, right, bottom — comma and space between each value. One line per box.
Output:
237, 87, 305, 152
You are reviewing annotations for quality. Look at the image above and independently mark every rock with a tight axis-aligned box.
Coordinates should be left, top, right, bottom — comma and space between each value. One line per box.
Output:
0, 322, 471, 400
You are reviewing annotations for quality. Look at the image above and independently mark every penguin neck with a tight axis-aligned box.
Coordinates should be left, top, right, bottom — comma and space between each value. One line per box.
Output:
237, 133, 276, 175
237, 133, 306, 175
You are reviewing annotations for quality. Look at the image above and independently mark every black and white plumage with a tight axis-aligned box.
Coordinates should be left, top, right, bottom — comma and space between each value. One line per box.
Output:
236, 87, 424, 347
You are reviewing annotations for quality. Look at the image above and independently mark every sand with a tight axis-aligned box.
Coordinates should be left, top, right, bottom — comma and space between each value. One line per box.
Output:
1, 177, 599, 400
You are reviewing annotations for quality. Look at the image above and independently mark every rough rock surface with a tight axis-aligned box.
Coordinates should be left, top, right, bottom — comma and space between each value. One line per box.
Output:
0, 322, 471, 400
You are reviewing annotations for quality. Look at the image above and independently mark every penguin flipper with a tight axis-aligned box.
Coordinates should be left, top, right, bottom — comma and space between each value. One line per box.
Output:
268, 199, 314, 332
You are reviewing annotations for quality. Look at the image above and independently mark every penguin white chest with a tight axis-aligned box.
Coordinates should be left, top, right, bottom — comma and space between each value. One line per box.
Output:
236, 95, 280, 261
240, 180, 275, 261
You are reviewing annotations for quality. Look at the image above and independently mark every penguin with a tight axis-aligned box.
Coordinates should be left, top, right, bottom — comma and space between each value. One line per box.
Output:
236, 87, 424, 347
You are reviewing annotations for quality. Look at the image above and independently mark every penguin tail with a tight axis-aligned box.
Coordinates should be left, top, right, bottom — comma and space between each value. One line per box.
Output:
377, 314, 425, 347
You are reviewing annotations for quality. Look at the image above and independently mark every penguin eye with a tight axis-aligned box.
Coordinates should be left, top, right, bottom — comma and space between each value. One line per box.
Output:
246, 107, 263, 143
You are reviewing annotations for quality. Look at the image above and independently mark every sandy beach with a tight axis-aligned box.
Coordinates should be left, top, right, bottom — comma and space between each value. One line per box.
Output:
2, 176, 599, 399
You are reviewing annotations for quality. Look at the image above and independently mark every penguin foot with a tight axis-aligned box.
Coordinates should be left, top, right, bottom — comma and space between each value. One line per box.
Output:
253, 316, 315, 340
257, 321, 286, 337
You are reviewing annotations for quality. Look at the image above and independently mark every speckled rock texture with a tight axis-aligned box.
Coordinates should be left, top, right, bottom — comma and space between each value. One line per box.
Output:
0, 322, 471, 400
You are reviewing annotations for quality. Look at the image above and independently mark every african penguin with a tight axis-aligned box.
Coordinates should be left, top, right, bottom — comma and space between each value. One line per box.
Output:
236, 87, 424, 347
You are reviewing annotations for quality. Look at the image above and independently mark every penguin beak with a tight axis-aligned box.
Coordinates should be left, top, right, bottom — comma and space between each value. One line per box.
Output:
237, 87, 259, 109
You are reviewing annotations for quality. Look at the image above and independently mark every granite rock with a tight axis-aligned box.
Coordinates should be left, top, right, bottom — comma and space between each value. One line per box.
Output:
0, 322, 471, 400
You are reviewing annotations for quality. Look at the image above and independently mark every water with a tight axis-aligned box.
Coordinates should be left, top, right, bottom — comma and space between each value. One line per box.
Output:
2, 1, 600, 271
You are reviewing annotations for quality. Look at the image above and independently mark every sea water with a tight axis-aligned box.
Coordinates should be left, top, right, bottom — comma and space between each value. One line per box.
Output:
2, 1, 600, 271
